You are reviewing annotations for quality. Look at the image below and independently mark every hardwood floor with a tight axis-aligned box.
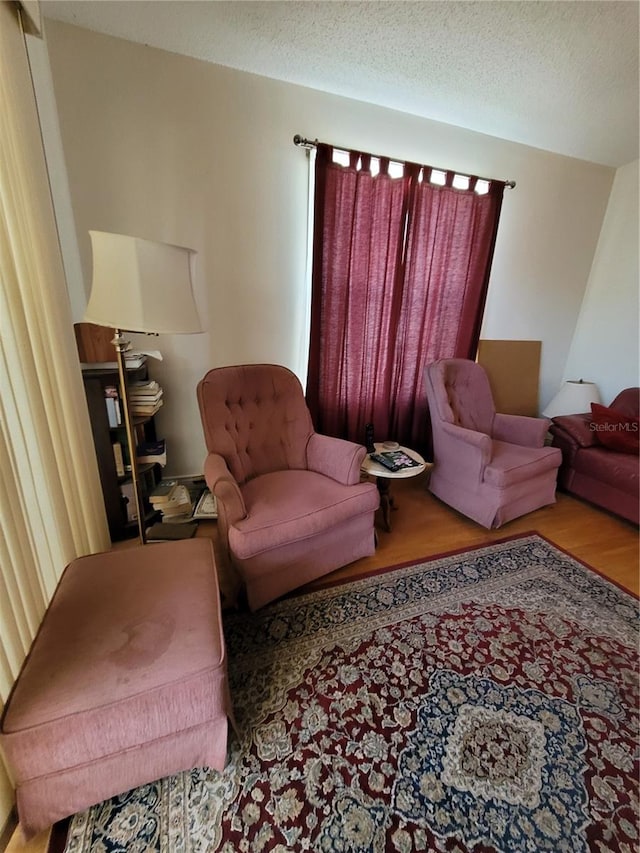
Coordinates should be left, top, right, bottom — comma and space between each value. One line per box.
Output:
298, 471, 639, 596
5, 474, 638, 852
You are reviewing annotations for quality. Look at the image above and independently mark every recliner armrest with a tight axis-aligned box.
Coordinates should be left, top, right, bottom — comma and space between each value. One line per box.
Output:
438, 421, 492, 480
493, 412, 549, 448
203, 452, 246, 525
306, 433, 367, 485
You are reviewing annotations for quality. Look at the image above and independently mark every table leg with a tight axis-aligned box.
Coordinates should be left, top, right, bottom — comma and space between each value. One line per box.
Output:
376, 478, 397, 532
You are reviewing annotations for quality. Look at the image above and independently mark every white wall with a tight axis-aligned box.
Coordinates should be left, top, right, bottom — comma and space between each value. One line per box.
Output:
562, 159, 639, 406
43, 21, 615, 476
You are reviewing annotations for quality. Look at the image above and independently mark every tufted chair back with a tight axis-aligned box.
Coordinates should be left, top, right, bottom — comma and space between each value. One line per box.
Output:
197, 364, 314, 485
428, 358, 496, 436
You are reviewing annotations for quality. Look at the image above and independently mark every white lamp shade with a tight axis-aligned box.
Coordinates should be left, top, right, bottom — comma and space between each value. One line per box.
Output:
542, 380, 602, 419
85, 231, 201, 334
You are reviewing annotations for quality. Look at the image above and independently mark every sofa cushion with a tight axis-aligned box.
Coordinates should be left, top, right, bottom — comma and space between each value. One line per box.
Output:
550, 413, 597, 448
590, 403, 640, 454
231, 469, 379, 559
573, 445, 639, 492
609, 387, 640, 418
484, 441, 561, 488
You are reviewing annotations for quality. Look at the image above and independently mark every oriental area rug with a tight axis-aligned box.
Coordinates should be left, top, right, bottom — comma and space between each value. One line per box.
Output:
61, 534, 639, 853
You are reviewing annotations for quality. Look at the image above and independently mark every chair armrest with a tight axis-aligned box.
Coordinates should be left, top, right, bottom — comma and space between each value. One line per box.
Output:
549, 413, 597, 449
493, 412, 549, 448
203, 452, 246, 525
306, 433, 367, 485
438, 421, 492, 480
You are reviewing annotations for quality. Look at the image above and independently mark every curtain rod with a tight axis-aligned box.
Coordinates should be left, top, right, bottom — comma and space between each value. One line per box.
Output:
293, 134, 516, 189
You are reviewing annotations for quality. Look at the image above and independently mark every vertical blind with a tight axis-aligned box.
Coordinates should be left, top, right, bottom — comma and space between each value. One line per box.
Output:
0, 0, 110, 829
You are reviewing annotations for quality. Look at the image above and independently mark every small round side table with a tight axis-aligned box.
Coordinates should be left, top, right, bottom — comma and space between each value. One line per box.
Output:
360, 443, 426, 532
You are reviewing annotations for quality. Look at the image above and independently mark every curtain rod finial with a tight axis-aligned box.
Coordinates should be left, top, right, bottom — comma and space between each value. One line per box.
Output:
294, 134, 318, 150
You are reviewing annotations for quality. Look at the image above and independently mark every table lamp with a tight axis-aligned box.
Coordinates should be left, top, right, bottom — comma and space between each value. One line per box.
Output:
84, 231, 201, 543
542, 379, 601, 419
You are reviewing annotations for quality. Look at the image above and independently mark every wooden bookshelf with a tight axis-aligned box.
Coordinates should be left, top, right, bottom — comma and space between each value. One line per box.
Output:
81, 366, 161, 541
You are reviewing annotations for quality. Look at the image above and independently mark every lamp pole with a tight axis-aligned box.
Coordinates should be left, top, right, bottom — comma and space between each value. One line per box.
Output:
113, 329, 146, 544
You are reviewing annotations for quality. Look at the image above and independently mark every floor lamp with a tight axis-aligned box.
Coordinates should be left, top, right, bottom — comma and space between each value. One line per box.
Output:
84, 231, 201, 544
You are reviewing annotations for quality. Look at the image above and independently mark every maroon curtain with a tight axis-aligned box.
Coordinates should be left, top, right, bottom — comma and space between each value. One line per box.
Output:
307, 146, 504, 451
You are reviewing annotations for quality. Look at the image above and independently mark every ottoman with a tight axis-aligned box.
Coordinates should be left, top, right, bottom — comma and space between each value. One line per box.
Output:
0, 538, 233, 838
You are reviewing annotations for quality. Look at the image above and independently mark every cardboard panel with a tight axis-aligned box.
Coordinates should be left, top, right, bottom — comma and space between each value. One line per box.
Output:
477, 339, 541, 416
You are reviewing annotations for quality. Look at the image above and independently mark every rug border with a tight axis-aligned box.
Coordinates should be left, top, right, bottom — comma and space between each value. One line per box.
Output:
296, 529, 638, 600
533, 530, 639, 599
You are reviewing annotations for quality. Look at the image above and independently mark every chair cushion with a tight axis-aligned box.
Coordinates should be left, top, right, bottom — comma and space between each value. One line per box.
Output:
230, 470, 379, 560
484, 440, 561, 488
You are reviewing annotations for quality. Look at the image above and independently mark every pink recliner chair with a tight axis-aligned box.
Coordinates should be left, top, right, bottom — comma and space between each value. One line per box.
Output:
197, 364, 379, 610
424, 359, 562, 528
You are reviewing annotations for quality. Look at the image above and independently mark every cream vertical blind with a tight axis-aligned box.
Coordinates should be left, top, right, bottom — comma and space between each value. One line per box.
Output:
0, 0, 110, 829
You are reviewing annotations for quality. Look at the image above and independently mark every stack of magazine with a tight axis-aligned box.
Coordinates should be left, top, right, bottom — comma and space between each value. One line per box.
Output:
369, 449, 421, 472
152, 481, 217, 524
192, 489, 217, 520
129, 379, 164, 417
146, 481, 217, 541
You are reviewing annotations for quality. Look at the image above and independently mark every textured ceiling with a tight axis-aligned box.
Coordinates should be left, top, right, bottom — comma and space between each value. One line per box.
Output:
41, 0, 639, 168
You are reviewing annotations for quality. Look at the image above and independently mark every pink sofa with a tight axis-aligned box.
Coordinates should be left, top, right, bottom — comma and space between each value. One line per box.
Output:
549, 387, 639, 524
197, 364, 379, 610
425, 359, 562, 528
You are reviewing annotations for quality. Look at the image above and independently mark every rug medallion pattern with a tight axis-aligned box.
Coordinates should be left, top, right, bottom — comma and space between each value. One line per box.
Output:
64, 535, 639, 852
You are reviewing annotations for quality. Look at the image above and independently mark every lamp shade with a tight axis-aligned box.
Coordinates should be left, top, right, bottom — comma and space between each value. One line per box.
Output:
85, 231, 201, 334
542, 380, 601, 419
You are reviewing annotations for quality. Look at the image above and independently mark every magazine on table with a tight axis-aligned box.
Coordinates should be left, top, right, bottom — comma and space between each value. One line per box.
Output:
370, 449, 420, 472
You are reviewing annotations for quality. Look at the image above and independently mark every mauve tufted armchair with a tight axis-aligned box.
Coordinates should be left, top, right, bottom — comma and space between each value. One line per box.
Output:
197, 364, 379, 610
424, 359, 562, 528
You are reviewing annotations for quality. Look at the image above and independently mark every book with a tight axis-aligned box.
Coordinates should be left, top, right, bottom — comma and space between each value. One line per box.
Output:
112, 441, 125, 477
130, 400, 164, 417
146, 522, 197, 541
162, 511, 197, 524
81, 353, 148, 370
137, 439, 167, 466
158, 484, 192, 517
131, 392, 163, 406
120, 481, 138, 521
130, 386, 163, 401
149, 479, 179, 504
104, 385, 122, 428
129, 379, 161, 396
192, 489, 217, 520
369, 450, 421, 472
